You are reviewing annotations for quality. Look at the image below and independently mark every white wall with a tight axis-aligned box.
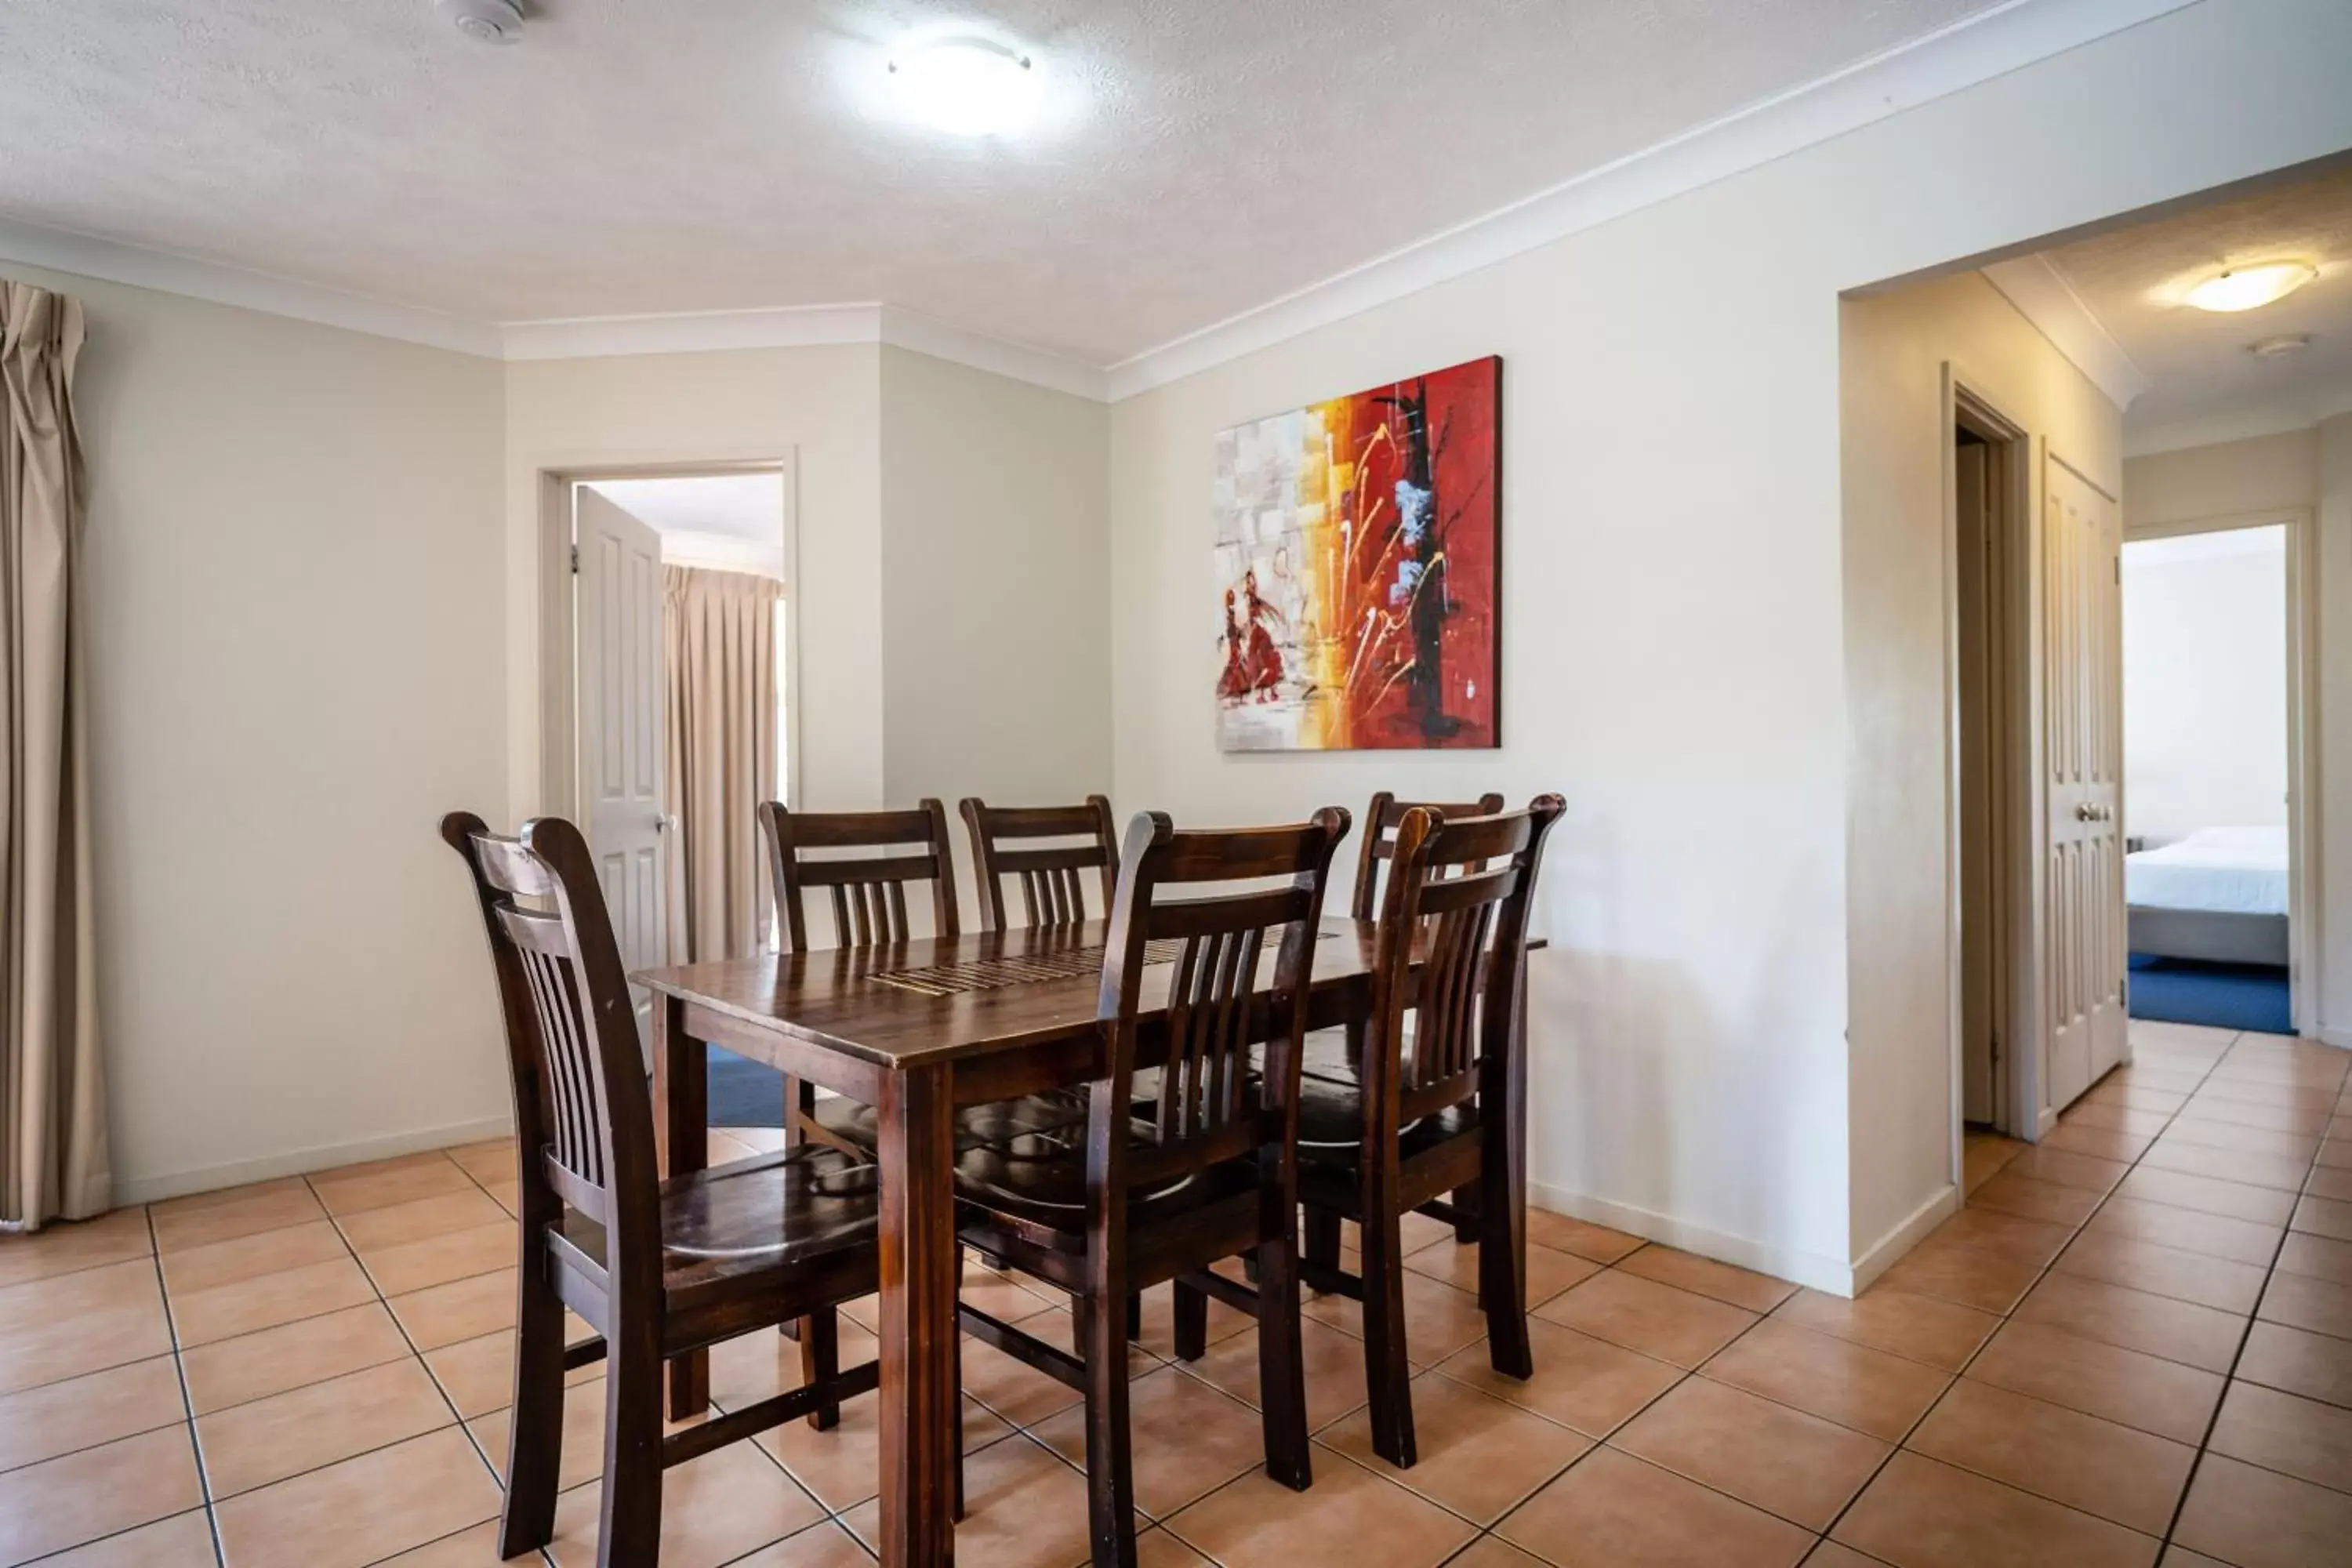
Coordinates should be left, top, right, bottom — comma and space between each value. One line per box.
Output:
1108, 0, 2352, 1290
1840, 271, 2122, 1267
4, 263, 514, 1203
2122, 528, 2288, 844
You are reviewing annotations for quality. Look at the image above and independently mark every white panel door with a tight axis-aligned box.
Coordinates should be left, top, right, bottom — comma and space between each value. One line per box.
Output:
2042, 455, 2126, 1111
575, 487, 667, 1045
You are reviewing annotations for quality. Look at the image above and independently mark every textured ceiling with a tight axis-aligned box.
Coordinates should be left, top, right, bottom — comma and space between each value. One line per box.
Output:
2042, 166, 2352, 434
0, 0, 2002, 364
584, 475, 782, 541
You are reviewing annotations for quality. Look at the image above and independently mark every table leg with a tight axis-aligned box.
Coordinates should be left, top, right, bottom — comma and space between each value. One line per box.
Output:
652, 994, 710, 1417
877, 1062, 959, 1568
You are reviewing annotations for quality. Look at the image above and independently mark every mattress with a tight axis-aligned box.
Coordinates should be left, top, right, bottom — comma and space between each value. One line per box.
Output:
2125, 826, 2288, 916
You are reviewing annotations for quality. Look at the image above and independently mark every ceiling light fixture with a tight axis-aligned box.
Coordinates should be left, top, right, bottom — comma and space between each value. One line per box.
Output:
2248, 333, 2313, 358
2186, 260, 2318, 313
888, 38, 1037, 136
434, 0, 524, 45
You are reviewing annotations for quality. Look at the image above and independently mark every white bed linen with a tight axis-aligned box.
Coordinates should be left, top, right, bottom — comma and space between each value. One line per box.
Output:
2125, 826, 2288, 916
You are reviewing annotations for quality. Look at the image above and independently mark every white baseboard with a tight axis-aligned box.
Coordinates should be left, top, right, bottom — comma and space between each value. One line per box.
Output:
114, 1115, 516, 1207
1526, 1181, 1860, 1298
1848, 1182, 1962, 1296
2316, 1025, 2352, 1050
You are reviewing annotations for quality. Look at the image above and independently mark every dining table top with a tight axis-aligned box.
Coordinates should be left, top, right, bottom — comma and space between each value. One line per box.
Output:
633, 916, 1385, 1069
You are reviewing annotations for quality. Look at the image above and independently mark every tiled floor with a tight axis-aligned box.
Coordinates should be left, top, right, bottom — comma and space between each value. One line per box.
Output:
4, 1023, 2350, 1567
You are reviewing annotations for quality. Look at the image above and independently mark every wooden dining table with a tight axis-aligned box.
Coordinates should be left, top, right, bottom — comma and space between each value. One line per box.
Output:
635, 916, 1533, 1568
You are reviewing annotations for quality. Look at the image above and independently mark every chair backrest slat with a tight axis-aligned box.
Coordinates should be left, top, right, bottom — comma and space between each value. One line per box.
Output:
443, 812, 662, 1285
1094, 811, 1348, 1198
1351, 790, 1505, 920
760, 800, 959, 953
962, 796, 1119, 931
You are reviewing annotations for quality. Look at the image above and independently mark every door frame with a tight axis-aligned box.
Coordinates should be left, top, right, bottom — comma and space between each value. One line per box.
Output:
1942, 372, 2040, 1178
535, 452, 802, 822
2120, 504, 2322, 1037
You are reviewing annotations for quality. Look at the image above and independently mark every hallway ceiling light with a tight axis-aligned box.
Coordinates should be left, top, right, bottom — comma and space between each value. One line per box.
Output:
888, 38, 1037, 136
2185, 260, 2318, 313
2248, 333, 2313, 358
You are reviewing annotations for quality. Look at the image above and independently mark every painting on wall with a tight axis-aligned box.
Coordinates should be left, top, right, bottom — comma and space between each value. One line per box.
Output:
1213, 354, 1500, 750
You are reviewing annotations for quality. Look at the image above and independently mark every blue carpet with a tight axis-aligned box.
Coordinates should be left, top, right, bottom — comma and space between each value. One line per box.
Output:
2128, 953, 2291, 1035
706, 1044, 786, 1128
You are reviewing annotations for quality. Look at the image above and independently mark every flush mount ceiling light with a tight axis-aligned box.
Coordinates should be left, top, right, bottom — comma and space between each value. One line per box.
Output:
2248, 333, 2313, 358
888, 37, 1038, 136
434, 0, 524, 45
2185, 260, 2318, 313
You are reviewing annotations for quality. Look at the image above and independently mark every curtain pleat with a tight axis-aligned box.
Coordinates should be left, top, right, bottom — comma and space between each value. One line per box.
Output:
2, 278, 107, 1228
664, 565, 780, 963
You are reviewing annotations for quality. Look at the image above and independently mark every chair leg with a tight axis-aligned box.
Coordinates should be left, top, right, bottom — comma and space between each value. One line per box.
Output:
1127, 1290, 1143, 1345
800, 1306, 841, 1429
953, 1323, 967, 1523
1302, 1204, 1341, 1273
1449, 1181, 1483, 1246
497, 1247, 565, 1557
1171, 1277, 1209, 1362
1360, 1201, 1417, 1469
1479, 1136, 1533, 1381
597, 1331, 664, 1568
1253, 1232, 1312, 1491
1076, 1291, 1139, 1568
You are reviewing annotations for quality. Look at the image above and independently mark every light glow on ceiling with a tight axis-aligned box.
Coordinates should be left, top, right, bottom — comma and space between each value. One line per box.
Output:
888, 38, 1040, 136
2184, 260, 2318, 313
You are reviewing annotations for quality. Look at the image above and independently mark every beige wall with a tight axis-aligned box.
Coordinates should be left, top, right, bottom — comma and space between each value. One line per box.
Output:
1839, 272, 2123, 1269
1107, 0, 2352, 1290
7, 263, 514, 1203
877, 347, 1112, 920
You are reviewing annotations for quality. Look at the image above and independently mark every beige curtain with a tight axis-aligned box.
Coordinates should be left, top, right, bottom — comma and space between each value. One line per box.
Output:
2, 280, 107, 1229
665, 565, 781, 963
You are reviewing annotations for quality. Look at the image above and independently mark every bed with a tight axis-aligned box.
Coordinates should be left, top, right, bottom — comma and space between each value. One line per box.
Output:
2125, 825, 2289, 967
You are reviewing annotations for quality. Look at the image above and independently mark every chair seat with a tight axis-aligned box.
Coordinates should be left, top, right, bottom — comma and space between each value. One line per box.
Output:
953, 1119, 1262, 1250
807, 1087, 1095, 1153
556, 1145, 880, 1327
1294, 1073, 1477, 1163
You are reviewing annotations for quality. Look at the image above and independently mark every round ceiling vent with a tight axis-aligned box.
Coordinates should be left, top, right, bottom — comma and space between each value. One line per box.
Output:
435, 0, 524, 45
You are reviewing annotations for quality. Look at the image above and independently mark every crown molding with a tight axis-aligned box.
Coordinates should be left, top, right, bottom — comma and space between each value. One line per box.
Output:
498, 303, 883, 361
1100, 0, 2199, 401
1983, 255, 2150, 411
2124, 383, 2352, 457
0, 215, 503, 357
877, 307, 1109, 401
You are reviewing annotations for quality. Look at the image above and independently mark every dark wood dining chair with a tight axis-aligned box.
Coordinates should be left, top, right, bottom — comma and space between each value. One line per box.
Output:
949, 808, 1348, 1568
442, 812, 883, 1568
960, 795, 1120, 930
1350, 791, 1505, 920
1294, 797, 1563, 1471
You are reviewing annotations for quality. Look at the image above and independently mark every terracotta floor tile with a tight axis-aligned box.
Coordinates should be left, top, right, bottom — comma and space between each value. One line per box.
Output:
2003, 1145, 2132, 1193
849, 1433, 1101, 1568
180, 1302, 412, 1417
335, 1189, 510, 1254
424, 1330, 524, 1420
958, 1261, 1061, 1324
472, 1371, 735, 1494
1444, 1538, 1552, 1568
1904, 1378, 2193, 1535
1804, 1545, 1894, 1568
1771, 1287, 1997, 1373
756, 1382, 1009, 1513
1131, 1279, 1257, 1359
151, 1184, 326, 1255
1522, 1211, 1644, 1265
214, 1425, 501, 1568
355, 1221, 516, 1297
24, 1508, 217, 1567
1962, 1132, 2027, 1192
2053, 1232, 2269, 1315
2178, 1095, 2331, 1134
2258, 1269, 2352, 1340
0, 1354, 185, 1474
710, 1316, 877, 1413
1306, 1268, 1492, 1368
1173, 1435, 1480, 1568
1320, 1371, 1591, 1524
1177, 1318, 1369, 1434
368, 1519, 523, 1566
198, 1356, 452, 1497
1032, 1363, 1270, 1519
2138, 1138, 2310, 1192
445, 1138, 517, 1183
1965, 1319, 2223, 1443
2158, 1118, 2321, 1162
1830, 1450, 2158, 1568
727, 1520, 884, 1568
169, 1254, 376, 1348
546, 1438, 824, 1568
1613, 1246, 1797, 1312
2115, 1167, 2299, 1226
2084, 1080, 2193, 1112
1965, 1171, 2104, 1229
1405, 1238, 1602, 1306
1611, 1374, 1886, 1530
2012, 1273, 2245, 1374
2236, 1319, 2352, 1409
0, 1258, 172, 1396
1874, 1236, 2045, 1315
1922, 1207, 2075, 1264
1494, 1446, 1812, 1568
1699, 1317, 1951, 1441
0, 1424, 204, 1567
2305, 1164, 2352, 1202
2063, 1102, 2173, 1138
2084, 1196, 2285, 1265
2190, 1076, 2337, 1111
1534, 1269, 1756, 1368
2206, 1377, 2352, 1494
2156, 1550, 2234, 1568
1434, 1316, 1682, 1438
388, 1268, 520, 1351
158, 1218, 351, 1297
151, 1177, 305, 1218
2042, 1122, 2154, 1163
307, 1154, 477, 1218
2292, 1192, 2352, 1241
0, 1207, 153, 1290
2172, 1452, 2352, 1568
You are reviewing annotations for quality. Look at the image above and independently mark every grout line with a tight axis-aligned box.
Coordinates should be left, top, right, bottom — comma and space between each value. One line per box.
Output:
141, 1203, 230, 1568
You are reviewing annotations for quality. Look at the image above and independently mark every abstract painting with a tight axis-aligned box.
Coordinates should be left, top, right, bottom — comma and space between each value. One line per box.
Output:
1213, 355, 1500, 750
